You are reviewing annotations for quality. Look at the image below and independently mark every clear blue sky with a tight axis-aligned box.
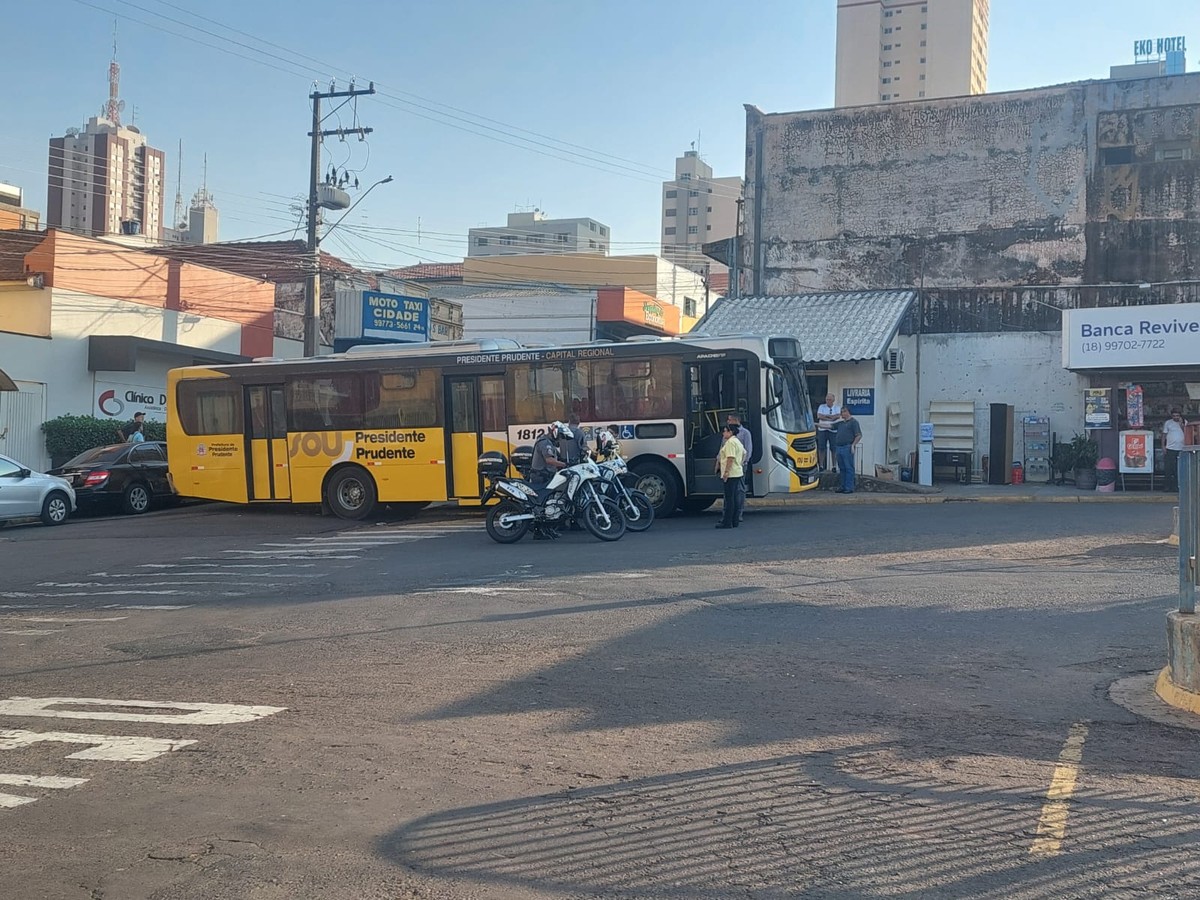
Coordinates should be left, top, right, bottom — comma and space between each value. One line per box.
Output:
2, 0, 1196, 270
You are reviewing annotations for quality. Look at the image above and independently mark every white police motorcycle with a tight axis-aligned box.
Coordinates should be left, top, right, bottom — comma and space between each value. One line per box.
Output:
592, 429, 654, 532
478, 434, 626, 544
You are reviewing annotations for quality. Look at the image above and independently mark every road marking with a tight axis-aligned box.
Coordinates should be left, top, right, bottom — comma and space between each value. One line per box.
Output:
0, 774, 89, 789
0, 697, 287, 726
170, 562, 316, 568
1, 629, 57, 636
10, 616, 128, 623
417, 586, 533, 595
0, 729, 196, 762
1030, 721, 1089, 856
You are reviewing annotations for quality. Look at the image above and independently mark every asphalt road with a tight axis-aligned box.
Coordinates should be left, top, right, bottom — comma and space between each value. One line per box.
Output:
0, 498, 1194, 899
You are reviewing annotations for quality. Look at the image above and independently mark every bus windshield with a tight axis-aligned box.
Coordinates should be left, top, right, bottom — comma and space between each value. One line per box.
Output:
768, 360, 814, 434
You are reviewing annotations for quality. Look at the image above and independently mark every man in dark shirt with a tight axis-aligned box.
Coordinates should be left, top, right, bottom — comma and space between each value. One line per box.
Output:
118, 411, 146, 442
833, 408, 862, 494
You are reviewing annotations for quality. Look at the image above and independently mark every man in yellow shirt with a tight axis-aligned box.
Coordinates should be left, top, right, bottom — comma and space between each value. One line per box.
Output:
715, 422, 746, 529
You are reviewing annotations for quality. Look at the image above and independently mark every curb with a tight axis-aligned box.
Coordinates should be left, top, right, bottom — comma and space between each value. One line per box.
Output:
746, 492, 1180, 507
1154, 667, 1200, 717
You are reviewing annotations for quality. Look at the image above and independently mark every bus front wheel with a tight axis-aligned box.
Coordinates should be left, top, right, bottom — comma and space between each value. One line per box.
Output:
631, 460, 679, 518
325, 466, 378, 520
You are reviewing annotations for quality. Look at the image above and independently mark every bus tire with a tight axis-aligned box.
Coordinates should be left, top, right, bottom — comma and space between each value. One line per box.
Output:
325, 466, 378, 520
678, 496, 717, 514
631, 460, 680, 518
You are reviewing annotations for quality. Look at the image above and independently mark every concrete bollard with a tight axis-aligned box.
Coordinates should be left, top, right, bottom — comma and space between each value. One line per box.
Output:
1159, 448, 1200, 712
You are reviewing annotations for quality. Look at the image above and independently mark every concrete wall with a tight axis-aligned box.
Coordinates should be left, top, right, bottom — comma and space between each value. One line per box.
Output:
916, 330, 1087, 476
744, 72, 1200, 293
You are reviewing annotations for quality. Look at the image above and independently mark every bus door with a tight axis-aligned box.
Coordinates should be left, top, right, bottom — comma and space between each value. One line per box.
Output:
685, 358, 752, 496
444, 374, 509, 500
244, 385, 290, 501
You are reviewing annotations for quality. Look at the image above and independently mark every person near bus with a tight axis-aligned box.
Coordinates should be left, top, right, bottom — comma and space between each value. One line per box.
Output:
832, 407, 862, 493
530, 423, 568, 490
1163, 408, 1189, 492
816, 394, 840, 471
118, 411, 146, 442
561, 414, 588, 464
715, 423, 746, 529
727, 413, 752, 522
126, 421, 146, 443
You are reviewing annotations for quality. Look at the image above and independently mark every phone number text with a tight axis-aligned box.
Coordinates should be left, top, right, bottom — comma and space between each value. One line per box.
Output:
1080, 339, 1166, 353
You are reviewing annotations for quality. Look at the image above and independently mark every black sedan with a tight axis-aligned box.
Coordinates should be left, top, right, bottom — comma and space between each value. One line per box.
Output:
50, 442, 175, 515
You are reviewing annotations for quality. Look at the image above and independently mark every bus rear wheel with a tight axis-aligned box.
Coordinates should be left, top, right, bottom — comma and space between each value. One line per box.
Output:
631, 460, 679, 518
325, 467, 378, 520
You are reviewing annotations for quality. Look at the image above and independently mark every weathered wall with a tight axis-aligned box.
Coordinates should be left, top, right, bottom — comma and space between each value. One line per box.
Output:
917, 331, 1086, 475
745, 73, 1200, 293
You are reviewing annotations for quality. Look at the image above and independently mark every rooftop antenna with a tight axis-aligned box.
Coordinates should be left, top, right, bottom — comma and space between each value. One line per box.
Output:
105, 19, 125, 125
173, 139, 186, 230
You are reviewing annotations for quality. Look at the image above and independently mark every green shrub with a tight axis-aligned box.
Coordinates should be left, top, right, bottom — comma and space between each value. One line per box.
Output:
41, 415, 166, 465
1068, 432, 1099, 469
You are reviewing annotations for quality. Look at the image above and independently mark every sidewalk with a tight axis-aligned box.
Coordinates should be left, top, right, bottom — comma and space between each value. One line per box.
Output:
754, 477, 1181, 505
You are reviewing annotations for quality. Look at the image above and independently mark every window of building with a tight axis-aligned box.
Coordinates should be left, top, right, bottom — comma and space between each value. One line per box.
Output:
882, 94, 891, 101
599, 243, 607, 252
666, 208, 677, 217
882, 77, 892, 84
895, 7, 901, 12
589, 239, 597, 249
589, 222, 597, 231
884, 26, 893, 33
884, 44, 893, 50
474, 237, 488, 246
665, 226, 676, 235
500, 235, 517, 245
895, 25, 901, 31
921, 39, 927, 46
680, 172, 691, 181
921, 23, 927, 29
688, 207, 698, 215
687, 225, 698, 234
1156, 146, 1193, 162
1101, 147, 1134, 166
684, 297, 697, 318
556, 233, 569, 243
920, 57, 926, 63
920, 74, 926, 80
665, 189, 677, 198
706, 224, 712, 231
883, 61, 892, 67
706, 206, 712, 212
884, 9, 892, 16
919, 91, 926, 97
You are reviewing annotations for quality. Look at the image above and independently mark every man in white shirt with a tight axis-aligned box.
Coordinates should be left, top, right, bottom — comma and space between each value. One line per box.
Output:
816, 393, 841, 471
1163, 408, 1189, 491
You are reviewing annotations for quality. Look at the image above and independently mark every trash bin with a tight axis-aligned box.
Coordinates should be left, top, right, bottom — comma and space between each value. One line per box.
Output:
1011, 462, 1024, 485
1096, 457, 1117, 492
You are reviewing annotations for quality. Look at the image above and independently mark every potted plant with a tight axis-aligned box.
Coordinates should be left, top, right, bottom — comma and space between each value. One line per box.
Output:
1069, 433, 1099, 490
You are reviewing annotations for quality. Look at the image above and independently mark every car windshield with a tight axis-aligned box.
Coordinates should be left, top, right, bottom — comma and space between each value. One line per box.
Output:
63, 445, 125, 468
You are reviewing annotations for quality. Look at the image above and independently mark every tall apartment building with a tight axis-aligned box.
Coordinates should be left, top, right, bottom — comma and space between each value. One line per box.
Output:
46, 55, 166, 241
468, 211, 610, 257
835, 0, 989, 107
660, 150, 742, 277
0, 183, 40, 231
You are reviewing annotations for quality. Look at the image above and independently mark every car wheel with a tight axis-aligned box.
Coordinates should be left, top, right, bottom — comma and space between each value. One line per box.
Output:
41, 491, 71, 526
122, 483, 152, 515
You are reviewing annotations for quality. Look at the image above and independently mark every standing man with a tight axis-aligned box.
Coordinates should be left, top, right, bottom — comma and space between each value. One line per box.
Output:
727, 413, 752, 522
530, 423, 567, 489
1163, 408, 1189, 492
816, 394, 840, 471
715, 423, 746, 529
833, 407, 862, 494
118, 410, 145, 442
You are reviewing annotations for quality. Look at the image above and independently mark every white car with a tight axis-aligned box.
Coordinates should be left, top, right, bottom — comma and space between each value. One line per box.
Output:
0, 453, 76, 526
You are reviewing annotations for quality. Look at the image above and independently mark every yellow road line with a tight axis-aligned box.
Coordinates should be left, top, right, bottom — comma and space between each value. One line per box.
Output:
1030, 721, 1089, 856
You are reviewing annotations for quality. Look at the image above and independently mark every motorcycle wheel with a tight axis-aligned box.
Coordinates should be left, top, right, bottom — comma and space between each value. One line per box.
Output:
582, 497, 627, 542
485, 501, 531, 544
622, 490, 655, 532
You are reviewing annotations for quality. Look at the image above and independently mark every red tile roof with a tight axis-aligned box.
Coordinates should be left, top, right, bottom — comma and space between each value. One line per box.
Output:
383, 262, 464, 281
148, 240, 361, 283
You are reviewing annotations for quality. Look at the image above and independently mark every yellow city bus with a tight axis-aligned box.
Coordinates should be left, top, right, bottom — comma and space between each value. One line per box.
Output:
166, 334, 819, 519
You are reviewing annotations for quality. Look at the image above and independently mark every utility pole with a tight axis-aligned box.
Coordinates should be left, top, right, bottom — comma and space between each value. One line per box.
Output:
304, 81, 375, 357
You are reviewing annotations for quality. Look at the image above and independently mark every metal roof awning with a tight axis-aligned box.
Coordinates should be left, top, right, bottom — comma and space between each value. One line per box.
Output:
0, 368, 16, 391
87, 335, 249, 372
695, 290, 917, 363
